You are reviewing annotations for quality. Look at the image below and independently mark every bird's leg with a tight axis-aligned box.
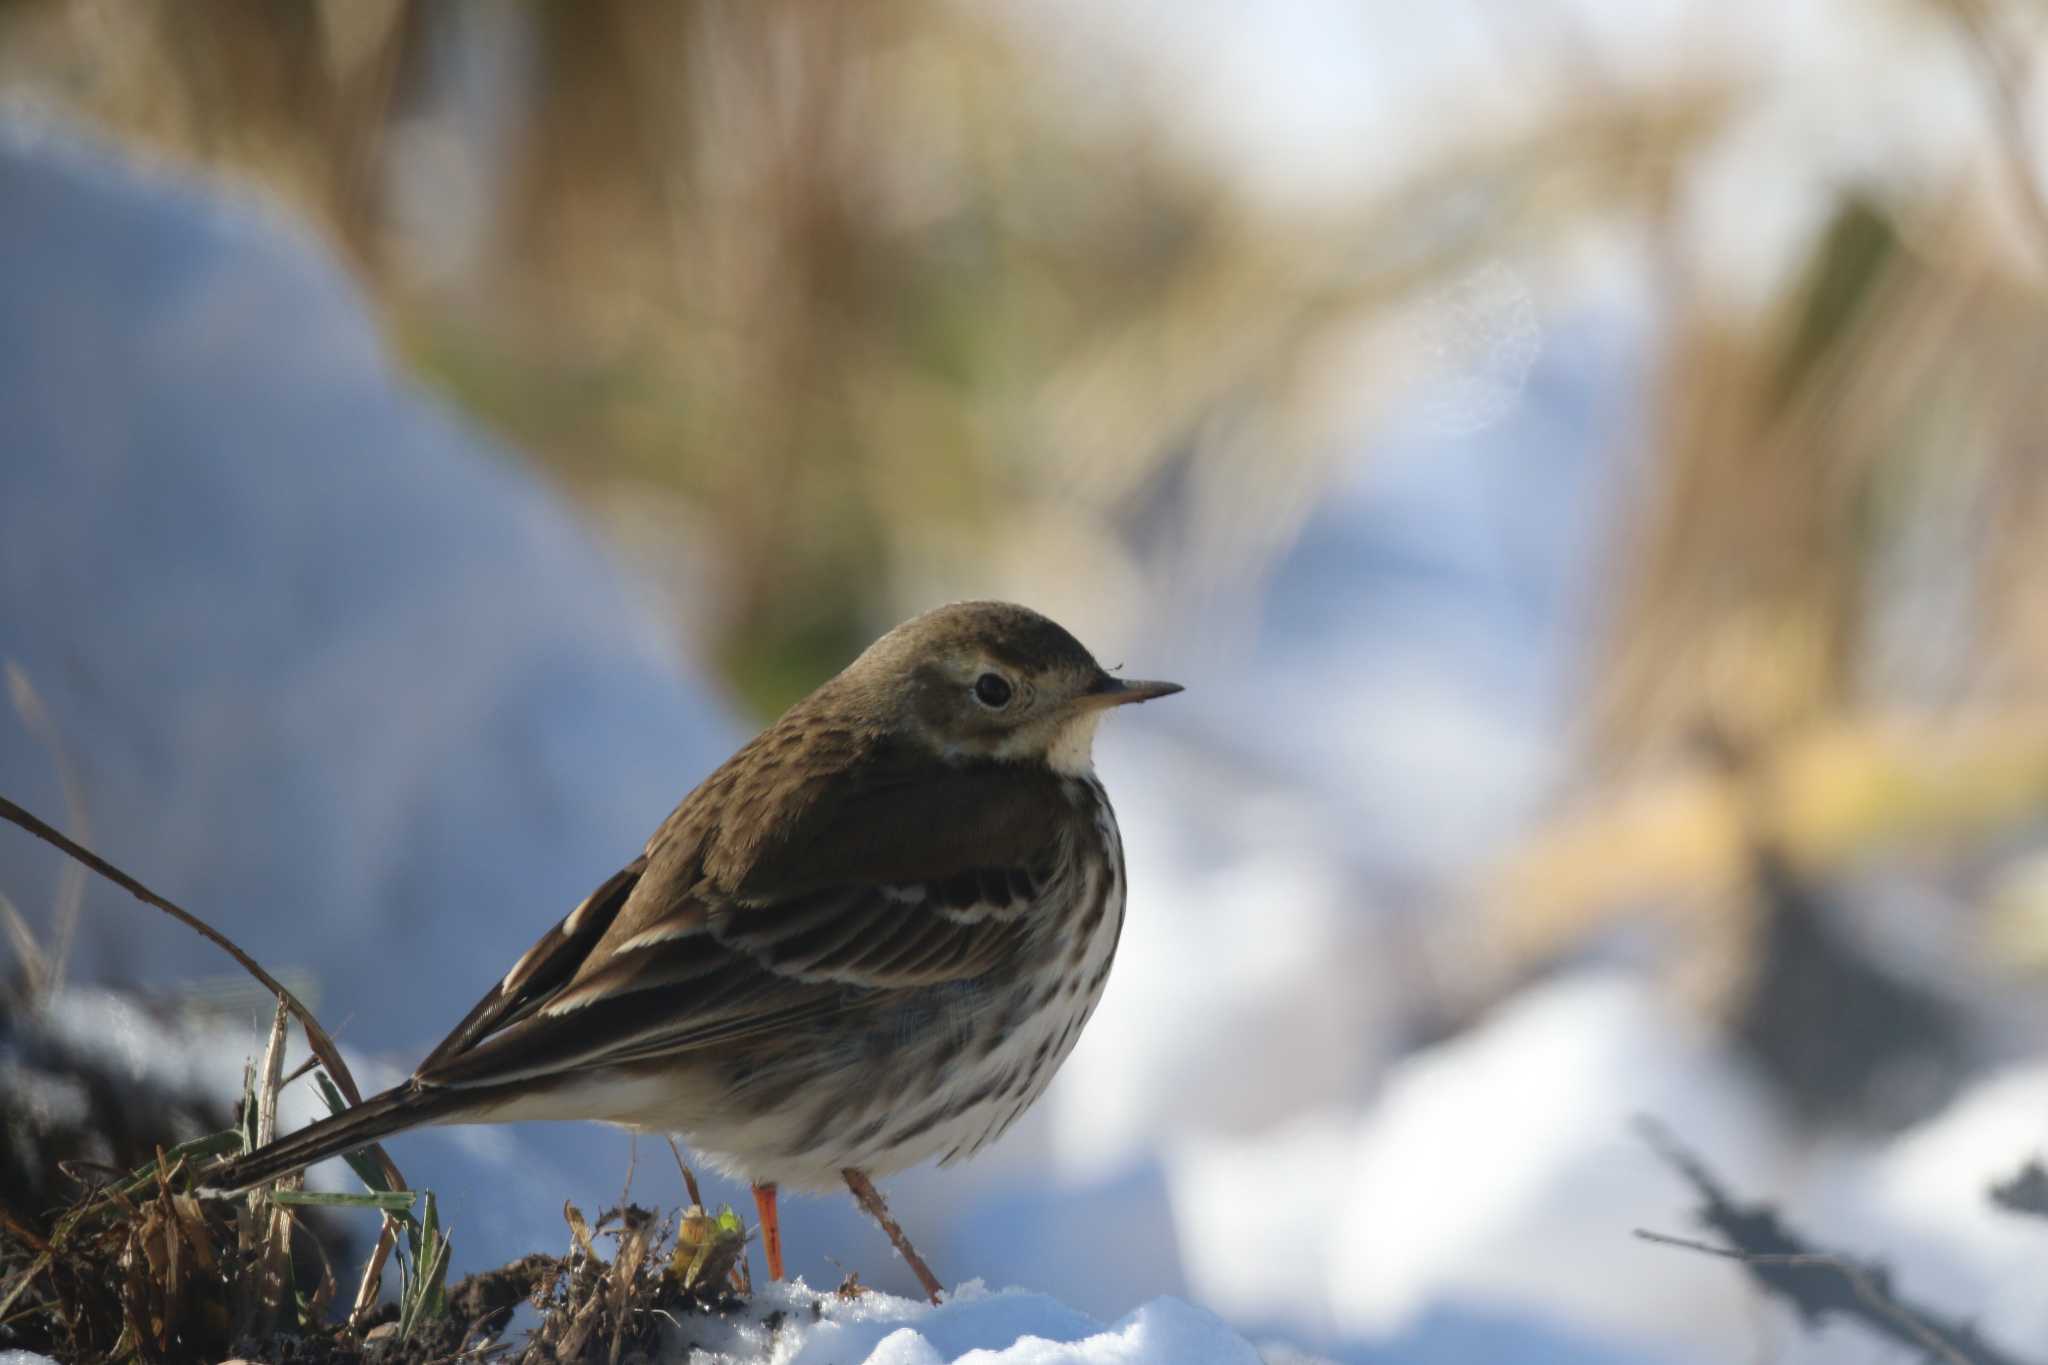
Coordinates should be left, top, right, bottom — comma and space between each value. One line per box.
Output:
751, 1182, 785, 1282
842, 1168, 944, 1305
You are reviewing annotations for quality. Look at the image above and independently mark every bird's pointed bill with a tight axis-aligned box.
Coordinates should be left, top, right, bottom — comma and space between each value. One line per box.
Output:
1081, 675, 1184, 708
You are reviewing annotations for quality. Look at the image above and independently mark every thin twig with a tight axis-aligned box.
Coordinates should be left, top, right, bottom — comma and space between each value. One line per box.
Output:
1636, 1116, 2037, 1365
0, 888, 47, 1005
0, 1253, 49, 1325
619, 1133, 638, 1214
665, 1138, 703, 1209
348, 1216, 398, 1332
288, 1207, 340, 1323
1635, 1231, 1975, 1365
0, 784, 416, 1341
842, 1169, 943, 1306
255, 995, 290, 1152
0, 1200, 50, 1254
5, 664, 88, 1004
0, 795, 370, 1106
249, 995, 299, 1334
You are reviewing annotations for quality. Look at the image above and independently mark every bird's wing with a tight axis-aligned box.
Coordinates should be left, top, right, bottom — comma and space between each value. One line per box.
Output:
415, 858, 646, 1073
412, 759, 1079, 1092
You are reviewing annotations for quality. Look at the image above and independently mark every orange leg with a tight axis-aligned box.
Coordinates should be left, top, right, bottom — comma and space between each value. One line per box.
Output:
752, 1182, 785, 1281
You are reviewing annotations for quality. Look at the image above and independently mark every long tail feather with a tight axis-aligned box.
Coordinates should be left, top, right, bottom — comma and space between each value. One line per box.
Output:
207, 1083, 460, 1193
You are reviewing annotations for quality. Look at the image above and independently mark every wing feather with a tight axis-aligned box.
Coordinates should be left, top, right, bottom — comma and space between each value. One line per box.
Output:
408, 748, 1083, 1094
417, 857, 644, 1073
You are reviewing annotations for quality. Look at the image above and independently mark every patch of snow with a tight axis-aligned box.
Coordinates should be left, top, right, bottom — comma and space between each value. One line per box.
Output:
18, 982, 522, 1189
1163, 1111, 1356, 1332
1153, 965, 2048, 1363
0, 1063, 89, 1130
669, 1281, 1262, 1365
1327, 972, 1781, 1354
1151, 972, 1785, 1359
1802, 1062, 2048, 1356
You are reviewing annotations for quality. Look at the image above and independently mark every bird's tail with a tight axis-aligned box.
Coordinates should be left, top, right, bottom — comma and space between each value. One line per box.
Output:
206, 1082, 464, 1194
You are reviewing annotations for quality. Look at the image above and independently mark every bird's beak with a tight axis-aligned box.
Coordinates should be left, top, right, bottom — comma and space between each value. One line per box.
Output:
1080, 673, 1185, 709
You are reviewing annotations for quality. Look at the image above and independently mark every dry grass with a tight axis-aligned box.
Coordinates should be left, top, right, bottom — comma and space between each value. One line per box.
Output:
0, 795, 757, 1363
2, 1178, 752, 1363
0, 0, 1735, 711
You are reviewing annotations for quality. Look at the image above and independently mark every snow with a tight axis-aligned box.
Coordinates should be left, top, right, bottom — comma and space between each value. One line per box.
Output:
1160, 970, 2048, 1363
20, 982, 518, 1184
671, 1282, 1262, 1365
1808, 1063, 2048, 1352
1146, 974, 1783, 1358
1165, 1111, 1357, 1330
1331, 975, 1775, 1347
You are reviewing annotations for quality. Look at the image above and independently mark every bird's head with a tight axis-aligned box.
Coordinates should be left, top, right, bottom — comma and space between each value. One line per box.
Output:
838, 600, 1181, 774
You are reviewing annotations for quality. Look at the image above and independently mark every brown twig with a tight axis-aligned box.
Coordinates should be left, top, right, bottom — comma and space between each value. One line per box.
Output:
244, 996, 299, 1336
1636, 1231, 1978, 1365
0, 797, 362, 1098
1636, 1117, 2037, 1365
5, 664, 89, 1005
347, 1216, 398, 1332
0, 885, 47, 1007
0, 1253, 50, 1326
842, 1169, 943, 1306
0, 1201, 51, 1255
288, 1207, 339, 1323
619, 1133, 638, 1214
664, 1138, 703, 1209
0, 789, 421, 1338
607, 1212, 652, 1365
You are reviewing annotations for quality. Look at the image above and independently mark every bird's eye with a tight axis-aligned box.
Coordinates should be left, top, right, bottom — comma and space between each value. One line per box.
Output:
973, 673, 1013, 708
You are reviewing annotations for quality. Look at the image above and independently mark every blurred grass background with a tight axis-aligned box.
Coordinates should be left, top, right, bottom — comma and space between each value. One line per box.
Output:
10, 0, 2048, 1060
0, 0, 1713, 707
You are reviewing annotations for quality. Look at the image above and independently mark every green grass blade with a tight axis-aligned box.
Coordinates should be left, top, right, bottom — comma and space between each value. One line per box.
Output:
110, 1129, 245, 1199
267, 1189, 418, 1213
397, 1209, 453, 1341
312, 1070, 403, 1200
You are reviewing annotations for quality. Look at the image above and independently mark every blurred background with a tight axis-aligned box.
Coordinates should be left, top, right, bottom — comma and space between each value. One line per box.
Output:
7, 1, 2048, 1360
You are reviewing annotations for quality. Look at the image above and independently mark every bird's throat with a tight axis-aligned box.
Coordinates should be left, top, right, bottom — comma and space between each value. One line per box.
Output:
1044, 709, 1103, 776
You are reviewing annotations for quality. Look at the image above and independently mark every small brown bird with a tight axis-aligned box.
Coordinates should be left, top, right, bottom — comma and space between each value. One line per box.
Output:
211, 601, 1179, 1298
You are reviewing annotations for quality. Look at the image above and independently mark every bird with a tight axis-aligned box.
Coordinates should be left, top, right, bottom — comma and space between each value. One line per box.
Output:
207, 600, 1180, 1300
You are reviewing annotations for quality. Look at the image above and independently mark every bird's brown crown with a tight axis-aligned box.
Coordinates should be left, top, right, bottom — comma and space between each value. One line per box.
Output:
822, 601, 1179, 774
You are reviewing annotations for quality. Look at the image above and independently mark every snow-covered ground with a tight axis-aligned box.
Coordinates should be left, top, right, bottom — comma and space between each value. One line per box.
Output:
683, 1281, 1267, 1365
7, 84, 2048, 1365
0, 1284, 1270, 1365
